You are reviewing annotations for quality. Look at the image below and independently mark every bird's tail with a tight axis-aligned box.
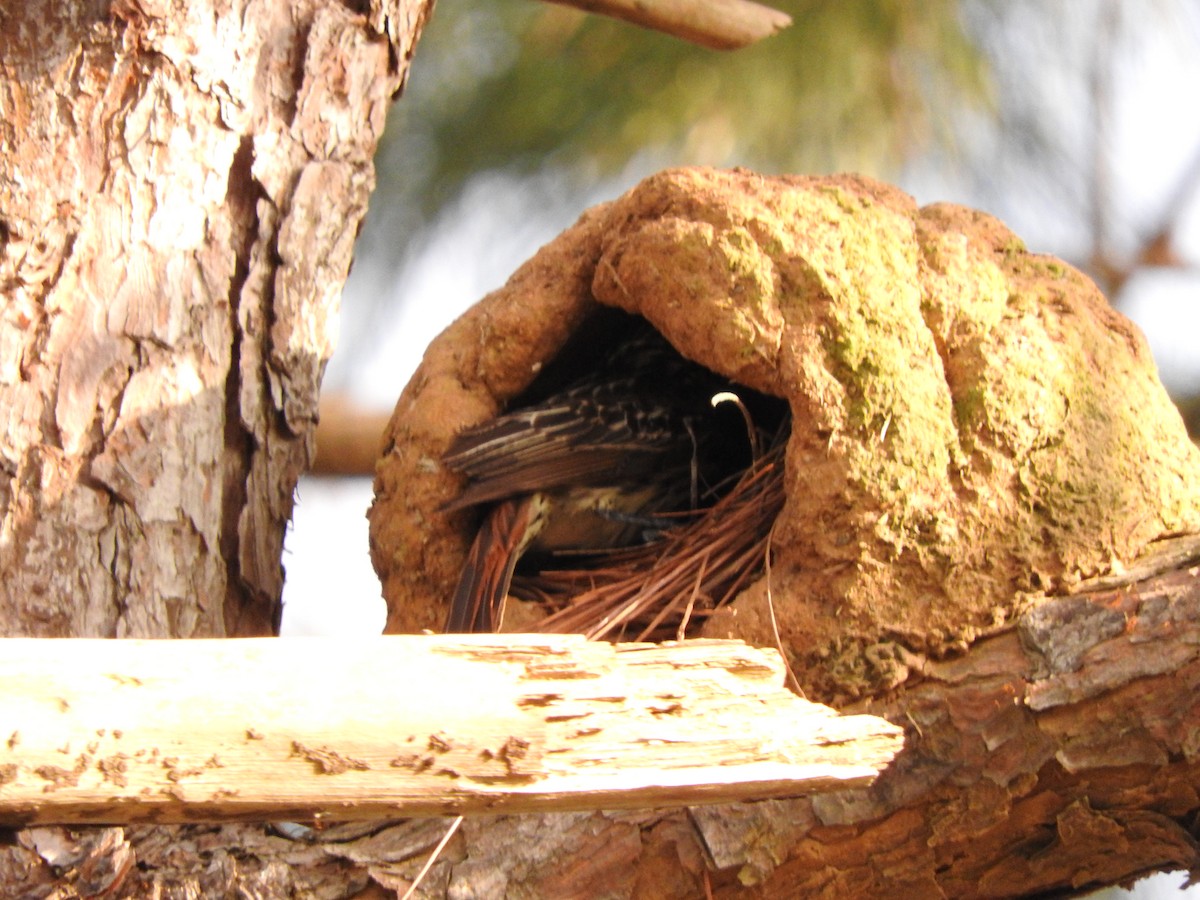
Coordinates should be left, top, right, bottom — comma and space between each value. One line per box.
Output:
444, 496, 537, 633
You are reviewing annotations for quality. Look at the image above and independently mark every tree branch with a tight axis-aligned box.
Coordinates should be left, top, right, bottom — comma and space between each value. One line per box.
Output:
543, 0, 792, 50
696, 535, 1200, 895
312, 393, 391, 476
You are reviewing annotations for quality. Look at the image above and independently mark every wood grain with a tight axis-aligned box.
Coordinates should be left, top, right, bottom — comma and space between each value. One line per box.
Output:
0, 636, 901, 825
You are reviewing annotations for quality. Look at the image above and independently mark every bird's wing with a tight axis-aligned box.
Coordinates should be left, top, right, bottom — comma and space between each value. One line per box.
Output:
441, 393, 689, 509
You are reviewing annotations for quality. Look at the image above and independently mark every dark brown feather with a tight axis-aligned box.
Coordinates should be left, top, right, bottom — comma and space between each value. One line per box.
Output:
441, 325, 715, 512
442, 408, 684, 509
444, 496, 540, 633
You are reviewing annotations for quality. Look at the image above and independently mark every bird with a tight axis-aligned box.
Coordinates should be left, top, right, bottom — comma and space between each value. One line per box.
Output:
440, 320, 737, 633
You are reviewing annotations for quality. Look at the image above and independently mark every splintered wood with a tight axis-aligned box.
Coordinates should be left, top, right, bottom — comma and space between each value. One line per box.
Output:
0, 636, 901, 825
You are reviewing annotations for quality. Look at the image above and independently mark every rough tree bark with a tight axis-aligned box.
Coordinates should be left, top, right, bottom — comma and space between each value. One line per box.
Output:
0, 0, 432, 893
0, 0, 428, 638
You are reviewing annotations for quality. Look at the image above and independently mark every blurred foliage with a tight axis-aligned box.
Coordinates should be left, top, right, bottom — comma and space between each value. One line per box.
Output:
380, 0, 990, 223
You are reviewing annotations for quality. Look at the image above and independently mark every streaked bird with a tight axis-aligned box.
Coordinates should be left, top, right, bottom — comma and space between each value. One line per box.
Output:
441, 320, 737, 633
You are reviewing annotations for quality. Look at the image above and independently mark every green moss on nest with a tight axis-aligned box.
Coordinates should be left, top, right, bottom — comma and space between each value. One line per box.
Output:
588, 170, 1200, 698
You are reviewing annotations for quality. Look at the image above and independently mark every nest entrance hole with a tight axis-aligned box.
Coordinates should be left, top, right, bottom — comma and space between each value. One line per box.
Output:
498, 310, 791, 641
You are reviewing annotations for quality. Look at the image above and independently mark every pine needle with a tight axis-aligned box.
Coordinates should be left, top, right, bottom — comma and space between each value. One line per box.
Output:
516, 430, 787, 641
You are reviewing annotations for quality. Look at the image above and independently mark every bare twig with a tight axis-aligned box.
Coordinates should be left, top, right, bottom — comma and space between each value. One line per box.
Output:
400, 816, 462, 900
763, 516, 804, 697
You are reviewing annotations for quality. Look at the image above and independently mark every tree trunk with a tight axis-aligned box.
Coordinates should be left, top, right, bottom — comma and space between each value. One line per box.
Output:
0, 0, 429, 638
0, 0, 431, 892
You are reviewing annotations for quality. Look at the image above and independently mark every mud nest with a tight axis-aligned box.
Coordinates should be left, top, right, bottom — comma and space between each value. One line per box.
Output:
369, 167, 1200, 700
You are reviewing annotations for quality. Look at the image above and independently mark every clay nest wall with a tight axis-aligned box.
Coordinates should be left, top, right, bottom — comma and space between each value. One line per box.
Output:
369, 167, 1200, 701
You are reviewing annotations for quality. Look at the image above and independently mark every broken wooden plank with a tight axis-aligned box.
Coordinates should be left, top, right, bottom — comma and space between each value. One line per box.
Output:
0, 635, 901, 825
